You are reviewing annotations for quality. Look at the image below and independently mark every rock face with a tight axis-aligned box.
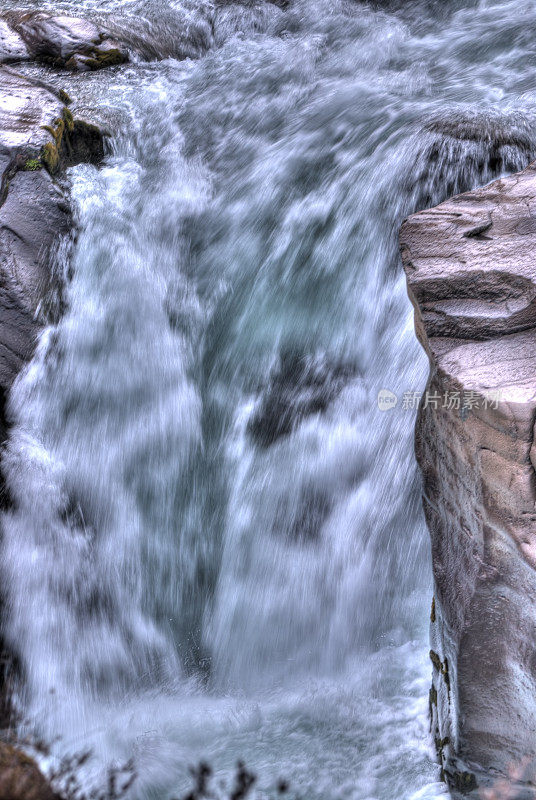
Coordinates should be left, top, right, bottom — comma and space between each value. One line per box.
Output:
400, 163, 536, 795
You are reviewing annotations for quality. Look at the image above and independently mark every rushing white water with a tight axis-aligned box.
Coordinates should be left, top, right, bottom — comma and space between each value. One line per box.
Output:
2, 0, 536, 797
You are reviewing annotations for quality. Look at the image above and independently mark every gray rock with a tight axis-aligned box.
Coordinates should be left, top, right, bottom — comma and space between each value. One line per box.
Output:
400, 163, 536, 796
0, 170, 70, 315
0, 6, 214, 69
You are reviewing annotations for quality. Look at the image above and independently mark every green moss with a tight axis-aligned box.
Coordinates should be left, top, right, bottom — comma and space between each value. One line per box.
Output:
83, 47, 126, 70
428, 685, 437, 719
430, 650, 442, 672
53, 117, 65, 144
429, 650, 450, 695
59, 89, 72, 105
63, 107, 75, 133
41, 124, 57, 140
23, 158, 41, 171
430, 597, 436, 623
41, 142, 59, 174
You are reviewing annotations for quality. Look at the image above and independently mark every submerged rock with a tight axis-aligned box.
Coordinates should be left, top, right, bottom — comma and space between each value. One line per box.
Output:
400, 163, 536, 796
248, 349, 355, 448
0, 743, 57, 800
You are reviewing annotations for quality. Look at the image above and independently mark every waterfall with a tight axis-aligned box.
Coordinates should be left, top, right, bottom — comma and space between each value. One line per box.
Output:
1, 0, 535, 797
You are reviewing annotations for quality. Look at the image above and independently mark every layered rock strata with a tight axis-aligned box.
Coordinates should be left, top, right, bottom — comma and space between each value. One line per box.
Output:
401, 163, 536, 795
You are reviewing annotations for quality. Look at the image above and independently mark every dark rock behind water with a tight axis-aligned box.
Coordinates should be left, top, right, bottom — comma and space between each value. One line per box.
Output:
248, 350, 356, 448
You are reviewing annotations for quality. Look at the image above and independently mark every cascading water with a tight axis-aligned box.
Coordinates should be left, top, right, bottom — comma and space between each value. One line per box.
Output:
2, 0, 536, 797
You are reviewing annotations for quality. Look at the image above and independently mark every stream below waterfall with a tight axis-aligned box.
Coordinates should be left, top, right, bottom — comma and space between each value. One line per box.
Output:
2, 0, 536, 797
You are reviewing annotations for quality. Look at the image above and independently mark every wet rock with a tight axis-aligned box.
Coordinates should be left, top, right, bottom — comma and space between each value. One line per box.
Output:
1, 11, 128, 71
400, 162, 536, 795
0, 68, 64, 152
248, 349, 355, 448
0, 743, 57, 800
423, 112, 536, 150
0, 66, 105, 435
0, 7, 214, 68
0, 170, 70, 312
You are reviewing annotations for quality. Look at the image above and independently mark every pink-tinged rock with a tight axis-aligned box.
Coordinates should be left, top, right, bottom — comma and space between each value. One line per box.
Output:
401, 163, 536, 796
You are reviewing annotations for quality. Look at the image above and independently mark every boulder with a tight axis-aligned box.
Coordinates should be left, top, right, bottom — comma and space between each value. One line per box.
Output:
1, 11, 128, 70
400, 163, 536, 796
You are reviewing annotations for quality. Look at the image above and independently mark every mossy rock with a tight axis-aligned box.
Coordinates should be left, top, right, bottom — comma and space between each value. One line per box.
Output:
0, 742, 57, 800
430, 650, 442, 672
40, 108, 105, 174
58, 89, 72, 105
447, 769, 478, 795
41, 142, 59, 174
